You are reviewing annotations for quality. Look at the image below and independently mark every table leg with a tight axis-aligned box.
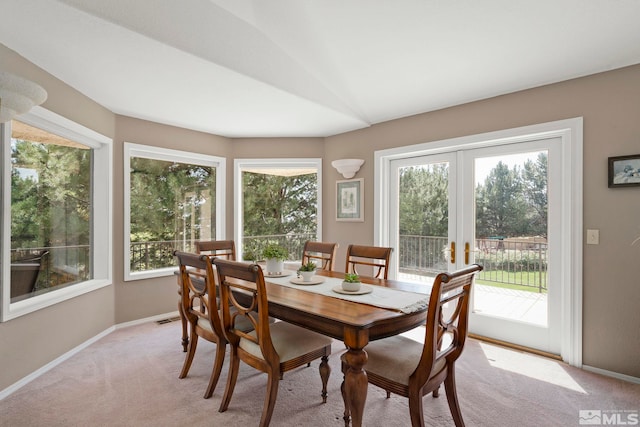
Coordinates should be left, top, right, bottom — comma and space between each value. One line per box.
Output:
340, 348, 368, 427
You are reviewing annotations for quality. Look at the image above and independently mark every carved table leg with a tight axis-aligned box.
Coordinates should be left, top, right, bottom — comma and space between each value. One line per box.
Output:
340, 348, 368, 427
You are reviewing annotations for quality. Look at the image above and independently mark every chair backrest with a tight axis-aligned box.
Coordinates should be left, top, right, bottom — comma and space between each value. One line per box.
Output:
302, 241, 338, 271
214, 259, 275, 358
416, 264, 483, 386
174, 251, 224, 338
195, 240, 236, 260
345, 244, 393, 279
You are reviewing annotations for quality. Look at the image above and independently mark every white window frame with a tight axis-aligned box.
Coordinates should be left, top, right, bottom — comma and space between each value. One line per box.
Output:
234, 158, 323, 261
1, 106, 113, 322
124, 143, 225, 281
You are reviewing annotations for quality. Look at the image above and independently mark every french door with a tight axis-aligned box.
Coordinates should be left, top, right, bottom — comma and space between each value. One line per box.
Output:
389, 138, 562, 355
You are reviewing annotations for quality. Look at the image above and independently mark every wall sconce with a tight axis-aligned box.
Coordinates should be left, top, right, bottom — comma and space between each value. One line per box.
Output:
0, 71, 48, 123
331, 158, 364, 179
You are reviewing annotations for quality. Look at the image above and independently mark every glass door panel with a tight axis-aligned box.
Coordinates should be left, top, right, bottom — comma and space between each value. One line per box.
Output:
390, 153, 456, 287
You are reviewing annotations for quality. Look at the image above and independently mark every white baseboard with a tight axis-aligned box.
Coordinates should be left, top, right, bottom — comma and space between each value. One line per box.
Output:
115, 311, 180, 330
583, 364, 640, 384
0, 310, 180, 400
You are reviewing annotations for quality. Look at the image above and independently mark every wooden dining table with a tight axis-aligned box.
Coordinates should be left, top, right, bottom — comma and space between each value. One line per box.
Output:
257, 269, 430, 427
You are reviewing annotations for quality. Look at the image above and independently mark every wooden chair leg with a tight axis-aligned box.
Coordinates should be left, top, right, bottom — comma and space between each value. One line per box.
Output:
219, 347, 240, 413
203, 342, 226, 399
319, 355, 330, 403
179, 300, 188, 352
179, 330, 198, 379
444, 366, 465, 427
408, 392, 425, 427
259, 370, 280, 427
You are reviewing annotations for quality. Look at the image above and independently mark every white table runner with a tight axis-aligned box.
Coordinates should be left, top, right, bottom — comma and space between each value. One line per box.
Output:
265, 271, 429, 313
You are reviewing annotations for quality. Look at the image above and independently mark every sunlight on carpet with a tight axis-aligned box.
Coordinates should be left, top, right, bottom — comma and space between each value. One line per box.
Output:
478, 342, 586, 393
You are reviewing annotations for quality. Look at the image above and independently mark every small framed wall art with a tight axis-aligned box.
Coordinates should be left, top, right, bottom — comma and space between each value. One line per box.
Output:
336, 178, 364, 222
608, 154, 640, 188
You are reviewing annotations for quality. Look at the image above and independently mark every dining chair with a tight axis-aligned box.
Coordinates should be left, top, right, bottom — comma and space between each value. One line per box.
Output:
195, 239, 236, 260
301, 240, 338, 271
176, 240, 236, 352
214, 258, 333, 427
343, 264, 483, 427
174, 251, 255, 399
345, 244, 393, 279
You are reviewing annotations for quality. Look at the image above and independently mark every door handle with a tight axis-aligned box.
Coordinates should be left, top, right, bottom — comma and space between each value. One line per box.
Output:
450, 241, 455, 263
465, 242, 470, 265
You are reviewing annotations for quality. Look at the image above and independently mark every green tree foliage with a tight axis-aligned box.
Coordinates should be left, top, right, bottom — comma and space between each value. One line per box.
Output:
522, 153, 548, 237
475, 154, 548, 238
11, 140, 91, 251
241, 171, 317, 259
242, 172, 317, 236
475, 161, 529, 238
398, 164, 449, 237
129, 158, 215, 244
398, 153, 548, 240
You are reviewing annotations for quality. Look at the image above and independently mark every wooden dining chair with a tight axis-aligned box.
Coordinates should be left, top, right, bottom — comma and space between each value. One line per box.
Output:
344, 264, 483, 427
176, 240, 236, 352
174, 251, 255, 399
301, 240, 338, 271
345, 244, 393, 279
195, 239, 236, 260
214, 258, 333, 427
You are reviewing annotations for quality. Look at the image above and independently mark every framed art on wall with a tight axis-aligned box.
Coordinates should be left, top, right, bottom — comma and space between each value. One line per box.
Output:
608, 154, 640, 188
336, 178, 364, 222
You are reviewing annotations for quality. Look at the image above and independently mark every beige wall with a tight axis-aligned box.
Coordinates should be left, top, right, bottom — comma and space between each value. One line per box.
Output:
324, 64, 640, 377
0, 45, 116, 390
112, 116, 233, 324
2, 42, 639, 393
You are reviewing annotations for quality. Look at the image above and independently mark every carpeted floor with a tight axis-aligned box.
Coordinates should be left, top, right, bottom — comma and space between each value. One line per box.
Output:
1, 320, 639, 426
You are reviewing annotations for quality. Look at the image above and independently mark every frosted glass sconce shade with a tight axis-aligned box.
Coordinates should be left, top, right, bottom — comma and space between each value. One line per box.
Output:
331, 159, 364, 179
0, 71, 48, 123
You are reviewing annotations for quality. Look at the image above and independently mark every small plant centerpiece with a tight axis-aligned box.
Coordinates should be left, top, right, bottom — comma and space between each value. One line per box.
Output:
262, 243, 288, 275
342, 273, 361, 292
297, 261, 317, 282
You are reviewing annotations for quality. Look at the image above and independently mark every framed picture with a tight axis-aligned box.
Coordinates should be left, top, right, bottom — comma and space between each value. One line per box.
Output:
336, 178, 364, 222
608, 154, 640, 188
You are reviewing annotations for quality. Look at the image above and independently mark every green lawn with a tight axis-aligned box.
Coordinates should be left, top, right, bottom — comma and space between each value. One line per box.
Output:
476, 270, 547, 294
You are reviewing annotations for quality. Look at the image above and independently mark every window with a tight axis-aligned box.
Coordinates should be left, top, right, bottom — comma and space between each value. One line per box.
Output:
1, 107, 112, 321
124, 143, 225, 281
234, 158, 322, 261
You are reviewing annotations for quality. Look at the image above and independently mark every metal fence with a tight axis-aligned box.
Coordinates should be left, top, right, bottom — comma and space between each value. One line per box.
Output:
128, 233, 547, 292
397, 235, 548, 292
242, 233, 315, 261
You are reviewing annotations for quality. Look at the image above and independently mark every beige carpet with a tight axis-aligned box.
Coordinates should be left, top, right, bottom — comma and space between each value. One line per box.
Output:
1, 320, 639, 427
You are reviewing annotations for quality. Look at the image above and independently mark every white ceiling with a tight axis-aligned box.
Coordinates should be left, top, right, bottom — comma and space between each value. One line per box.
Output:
2, 0, 640, 138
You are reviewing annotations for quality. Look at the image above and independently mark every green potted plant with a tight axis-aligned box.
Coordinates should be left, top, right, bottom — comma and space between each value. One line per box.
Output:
342, 273, 361, 292
262, 243, 288, 275
297, 261, 317, 282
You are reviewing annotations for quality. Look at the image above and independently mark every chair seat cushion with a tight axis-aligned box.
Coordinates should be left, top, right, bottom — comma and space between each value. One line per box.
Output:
365, 335, 446, 386
240, 321, 332, 363
197, 308, 255, 333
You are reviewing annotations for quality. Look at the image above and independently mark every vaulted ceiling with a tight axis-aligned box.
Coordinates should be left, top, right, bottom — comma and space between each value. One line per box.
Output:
2, 0, 640, 137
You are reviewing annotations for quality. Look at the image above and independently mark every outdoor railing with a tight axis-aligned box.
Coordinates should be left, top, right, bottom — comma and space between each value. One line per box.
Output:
127, 234, 547, 292
242, 233, 316, 261
398, 235, 548, 292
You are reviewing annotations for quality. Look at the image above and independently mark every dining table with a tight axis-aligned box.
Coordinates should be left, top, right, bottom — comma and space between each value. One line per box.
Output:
253, 268, 431, 427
